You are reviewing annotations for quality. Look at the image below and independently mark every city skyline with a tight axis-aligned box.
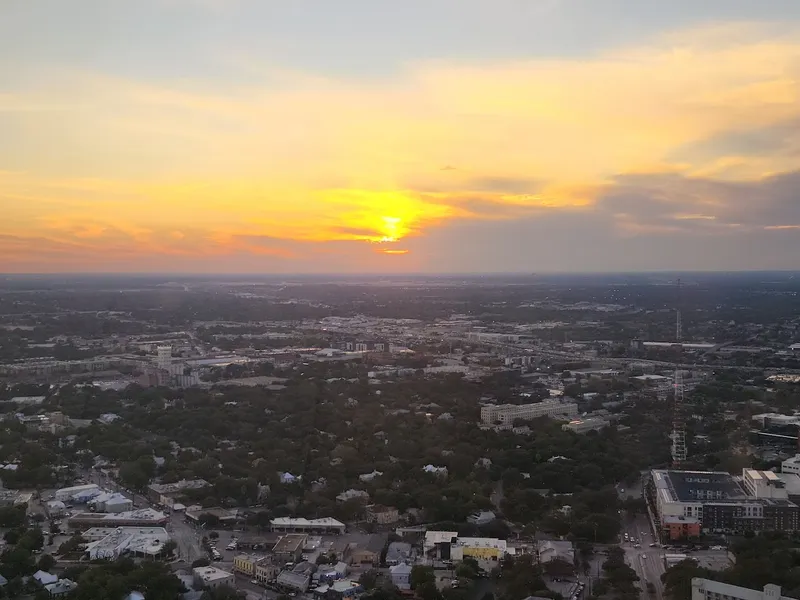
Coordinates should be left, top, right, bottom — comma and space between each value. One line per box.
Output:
2, 0, 800, 273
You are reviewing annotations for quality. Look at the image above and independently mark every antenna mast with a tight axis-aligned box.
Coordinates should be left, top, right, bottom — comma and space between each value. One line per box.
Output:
671, 279, 687, 468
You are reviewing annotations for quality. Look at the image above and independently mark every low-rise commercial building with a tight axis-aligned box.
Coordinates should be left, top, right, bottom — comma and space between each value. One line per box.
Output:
84, 527, 170, 560
68, 508, 168, 529
54, 484, 100, 502
147, 479, 210, 506
692, 578, 792, 600
424, 531, 510, 562
193, 566, 234, 590
255, 559, 281, 584
272, 534, 307, 563
271, 517, 346, 535
562, 417, 610, 434
89, 492, 133, 513
233, 554, 267, 576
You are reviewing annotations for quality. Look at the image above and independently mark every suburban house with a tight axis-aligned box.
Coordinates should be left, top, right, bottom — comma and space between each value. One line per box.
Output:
390, 563, 412, 590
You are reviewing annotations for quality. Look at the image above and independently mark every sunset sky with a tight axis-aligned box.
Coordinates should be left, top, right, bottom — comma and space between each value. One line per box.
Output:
2, 0, 800, 273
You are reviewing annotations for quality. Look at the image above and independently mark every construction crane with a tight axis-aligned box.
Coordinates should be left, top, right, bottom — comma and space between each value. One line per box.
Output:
671, 279, 688, 468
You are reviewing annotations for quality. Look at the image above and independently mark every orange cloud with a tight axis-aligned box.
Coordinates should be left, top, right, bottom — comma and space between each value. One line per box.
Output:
2, 22, 800, 270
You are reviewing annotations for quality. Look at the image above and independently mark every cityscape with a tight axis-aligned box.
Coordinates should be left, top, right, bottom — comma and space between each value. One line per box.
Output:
0, 273, 800, 600
3, 1, 800, 599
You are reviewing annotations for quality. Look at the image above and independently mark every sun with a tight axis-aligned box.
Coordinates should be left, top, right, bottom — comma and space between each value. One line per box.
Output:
378, 216, 405, 242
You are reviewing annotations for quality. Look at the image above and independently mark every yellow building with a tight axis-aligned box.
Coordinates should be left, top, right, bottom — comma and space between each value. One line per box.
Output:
233, 554, 266, 576
462, 546, 502, 560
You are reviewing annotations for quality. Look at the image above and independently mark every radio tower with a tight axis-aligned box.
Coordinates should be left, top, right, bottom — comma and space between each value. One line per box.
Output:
671, 279, 688, 468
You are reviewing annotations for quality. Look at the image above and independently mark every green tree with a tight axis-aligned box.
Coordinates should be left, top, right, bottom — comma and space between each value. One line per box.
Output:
37, 553, 57, 572
360, 569, 380, 590
411, 565, 436, 589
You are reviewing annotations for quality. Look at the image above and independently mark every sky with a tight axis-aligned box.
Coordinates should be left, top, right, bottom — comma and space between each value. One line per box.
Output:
2, 0, 800, 273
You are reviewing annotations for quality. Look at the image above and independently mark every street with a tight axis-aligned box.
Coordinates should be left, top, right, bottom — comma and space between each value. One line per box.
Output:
619, 513, 665, 600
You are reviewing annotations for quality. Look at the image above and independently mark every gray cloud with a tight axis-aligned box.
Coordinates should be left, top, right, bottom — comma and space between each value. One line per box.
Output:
598, 169, 800, 231
670, 117, 800, 163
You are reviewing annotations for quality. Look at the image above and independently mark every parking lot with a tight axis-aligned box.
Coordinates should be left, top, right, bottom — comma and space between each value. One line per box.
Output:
684, 549, 732, 571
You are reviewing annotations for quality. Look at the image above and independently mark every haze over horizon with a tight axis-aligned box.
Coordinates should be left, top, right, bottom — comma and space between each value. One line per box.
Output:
3, 0, 800, 273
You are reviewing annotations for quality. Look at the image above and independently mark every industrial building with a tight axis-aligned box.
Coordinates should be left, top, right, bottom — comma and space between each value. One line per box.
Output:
648, 469, 800, 538
480, 400, 578, 427
270, 517, 346, 535
692, 578, 792, 600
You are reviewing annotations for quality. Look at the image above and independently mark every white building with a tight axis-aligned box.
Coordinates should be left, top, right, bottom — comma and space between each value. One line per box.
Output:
54, 484, 100, 502
193, 566, 234, 590
336, 489, 369, 503
270, 517, 346, 535
389, 563, 412, 590
480, 400, 578, 426
692, 578, 791, 600
742, 469, 789, 500
9, 396, 46, 406
89, 492, 133, 513
751, 413, 800, 428
156, 346, 172, 372
781, 455, 800, 476
562, 417, 610, 434
84, 526, 170, 560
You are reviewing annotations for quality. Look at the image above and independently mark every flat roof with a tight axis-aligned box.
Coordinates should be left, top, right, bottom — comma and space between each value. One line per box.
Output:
273, 534, 307, 553
652, 469, 747, 503
271, 517, 345, 528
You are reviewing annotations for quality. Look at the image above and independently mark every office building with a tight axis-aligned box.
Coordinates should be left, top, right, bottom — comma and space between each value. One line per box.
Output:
480, 400, 578, 427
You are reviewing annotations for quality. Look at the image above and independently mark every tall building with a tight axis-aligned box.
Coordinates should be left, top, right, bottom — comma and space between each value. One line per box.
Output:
156, 345, 172, 372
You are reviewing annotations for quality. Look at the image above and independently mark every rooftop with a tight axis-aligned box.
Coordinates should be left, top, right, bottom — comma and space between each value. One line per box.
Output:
271, 517, 345, 528
148, 479, 210, 495
273, 534, 307, 554
193, 566, 233, 583
652, 469, 747, 503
